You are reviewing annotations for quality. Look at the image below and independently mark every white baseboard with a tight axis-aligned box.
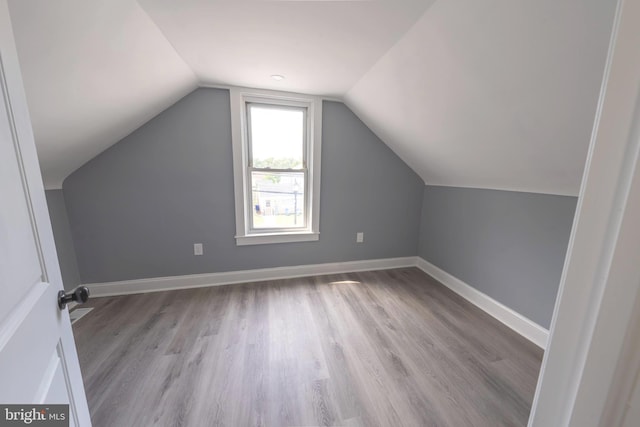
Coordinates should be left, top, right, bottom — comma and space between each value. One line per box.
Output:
415, 257, 549, 349
85, 257, 416, 298
84, 255, 548, 349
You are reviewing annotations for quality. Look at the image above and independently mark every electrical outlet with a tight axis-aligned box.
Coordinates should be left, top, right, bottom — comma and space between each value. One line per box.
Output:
356, 232, 364, 243
194, 243, 203, 256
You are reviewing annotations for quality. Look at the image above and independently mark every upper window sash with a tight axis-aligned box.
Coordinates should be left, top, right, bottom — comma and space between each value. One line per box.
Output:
245, 102, 308, 170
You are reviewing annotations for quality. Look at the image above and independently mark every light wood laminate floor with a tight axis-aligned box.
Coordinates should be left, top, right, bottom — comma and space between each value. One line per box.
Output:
72, 268, 543, 427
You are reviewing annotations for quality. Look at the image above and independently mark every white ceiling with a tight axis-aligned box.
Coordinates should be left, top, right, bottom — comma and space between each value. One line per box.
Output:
8, 0, 434, 188
8, 0, 198, 189
345, 0, 616, 196
8, 0, 616, 195
138, 0, 435, 96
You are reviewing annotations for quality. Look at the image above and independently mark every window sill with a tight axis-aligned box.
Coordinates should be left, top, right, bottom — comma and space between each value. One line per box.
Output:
235, 231, 319, 246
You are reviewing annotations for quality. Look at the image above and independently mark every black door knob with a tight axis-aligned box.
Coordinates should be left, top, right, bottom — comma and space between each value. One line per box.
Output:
58, 286, 90, 310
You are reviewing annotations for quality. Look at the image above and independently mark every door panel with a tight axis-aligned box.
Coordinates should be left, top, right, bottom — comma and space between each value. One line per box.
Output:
0, 283, 57, 402
0, 1, 90, 425
0, 67, 42, 320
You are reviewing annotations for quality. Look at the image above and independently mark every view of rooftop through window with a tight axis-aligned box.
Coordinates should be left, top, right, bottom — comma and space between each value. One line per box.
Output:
248, 104, 306, 229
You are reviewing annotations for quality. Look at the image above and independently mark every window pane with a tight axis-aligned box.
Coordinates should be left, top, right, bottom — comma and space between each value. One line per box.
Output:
251, 171, 305, 229
249, 104, 304, 169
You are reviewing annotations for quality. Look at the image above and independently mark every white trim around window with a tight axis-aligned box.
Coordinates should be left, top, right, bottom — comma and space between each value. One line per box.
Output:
230, 87, 322, 246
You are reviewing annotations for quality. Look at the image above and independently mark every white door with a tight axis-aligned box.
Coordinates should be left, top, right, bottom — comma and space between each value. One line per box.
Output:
0, 1, 91, 426
528, 0, 640, 425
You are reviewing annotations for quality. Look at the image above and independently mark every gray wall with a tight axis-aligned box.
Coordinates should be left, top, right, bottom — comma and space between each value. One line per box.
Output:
45, 190, 81, 291
418, 186, 577, 328
63, 88, 424, 284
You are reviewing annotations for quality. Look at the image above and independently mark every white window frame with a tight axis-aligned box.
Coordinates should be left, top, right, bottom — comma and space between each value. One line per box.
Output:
230, 87, 322, 246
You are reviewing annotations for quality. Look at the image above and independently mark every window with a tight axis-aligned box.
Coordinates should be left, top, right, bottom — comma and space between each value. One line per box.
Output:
230, 88, 322, 245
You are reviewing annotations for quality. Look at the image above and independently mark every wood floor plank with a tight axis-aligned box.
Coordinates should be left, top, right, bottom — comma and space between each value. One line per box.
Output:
72, 268, 543, 427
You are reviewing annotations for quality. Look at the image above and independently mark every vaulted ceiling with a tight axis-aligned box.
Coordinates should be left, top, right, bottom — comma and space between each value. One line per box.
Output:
345, 0, 616, 196
8, 0, 616, 195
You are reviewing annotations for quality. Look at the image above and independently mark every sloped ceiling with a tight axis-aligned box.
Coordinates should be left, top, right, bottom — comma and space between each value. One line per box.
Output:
138, 0, 435, 96
7, 0, 198, 189
8, 0, 434, 188
345, 0, 616, 196
8, 0, 616, 195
